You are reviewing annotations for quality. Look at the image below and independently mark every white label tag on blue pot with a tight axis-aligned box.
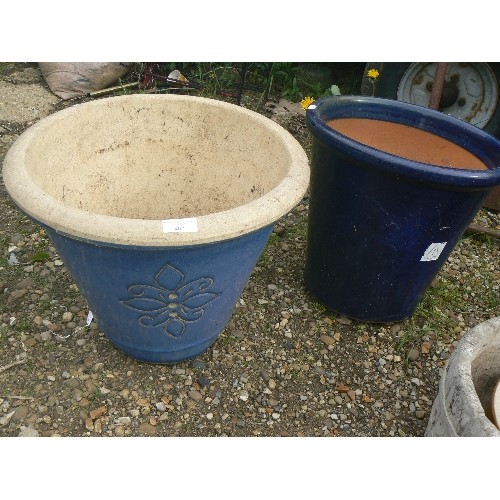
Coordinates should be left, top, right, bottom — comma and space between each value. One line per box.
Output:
162, 218, 198, 233
86, 310, 94, 326
420, 242, 447, 262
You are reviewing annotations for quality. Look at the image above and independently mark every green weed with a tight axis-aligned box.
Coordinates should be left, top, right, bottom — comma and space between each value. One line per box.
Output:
90, 388, 102, 403
395, 275, 467, 355
14, 318, 32, 333
31, 251, 50, 263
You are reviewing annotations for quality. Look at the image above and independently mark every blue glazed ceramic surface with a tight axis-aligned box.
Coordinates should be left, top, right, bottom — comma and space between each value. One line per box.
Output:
2, 94, 310, 364
45, 225, 273, 363
305, 96, 500, 322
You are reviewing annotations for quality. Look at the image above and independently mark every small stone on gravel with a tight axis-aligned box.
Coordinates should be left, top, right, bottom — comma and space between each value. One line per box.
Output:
408, 348, 420, 361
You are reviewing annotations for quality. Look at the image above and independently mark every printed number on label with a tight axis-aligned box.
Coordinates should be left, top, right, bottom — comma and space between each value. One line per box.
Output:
162, 218, 198, 233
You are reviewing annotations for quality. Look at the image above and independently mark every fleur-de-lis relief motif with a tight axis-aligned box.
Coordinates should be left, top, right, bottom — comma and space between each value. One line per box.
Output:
121, 263, 221, 338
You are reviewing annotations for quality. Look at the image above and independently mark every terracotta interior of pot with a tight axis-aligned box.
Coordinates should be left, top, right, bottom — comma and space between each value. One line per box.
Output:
326, 118, 489, 170
24, 98, 290, 219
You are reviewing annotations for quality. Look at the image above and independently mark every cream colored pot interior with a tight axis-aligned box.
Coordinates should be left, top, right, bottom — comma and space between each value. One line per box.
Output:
3, 95, 309, 246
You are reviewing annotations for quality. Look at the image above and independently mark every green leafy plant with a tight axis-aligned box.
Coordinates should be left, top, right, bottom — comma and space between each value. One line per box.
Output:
263, 62, 301, 101
31, 251, 50, 262
133, 62, 364, 109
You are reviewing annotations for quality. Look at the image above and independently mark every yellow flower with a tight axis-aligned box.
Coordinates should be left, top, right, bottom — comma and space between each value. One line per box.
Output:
367, 68, 380, 80
301, 96, 315, 110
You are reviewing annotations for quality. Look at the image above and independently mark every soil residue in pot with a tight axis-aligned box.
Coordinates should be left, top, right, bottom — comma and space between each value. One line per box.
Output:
326, 118, 488, 170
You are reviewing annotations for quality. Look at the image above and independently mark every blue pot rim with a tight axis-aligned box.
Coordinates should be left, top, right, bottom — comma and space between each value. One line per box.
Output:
306, 96, 500, 189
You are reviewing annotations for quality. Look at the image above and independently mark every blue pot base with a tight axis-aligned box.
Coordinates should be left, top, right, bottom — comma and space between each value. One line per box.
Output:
108, 332, 220, 364
304, 283, 414, 324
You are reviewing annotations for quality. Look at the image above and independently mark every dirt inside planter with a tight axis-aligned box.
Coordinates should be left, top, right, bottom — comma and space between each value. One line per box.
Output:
20, 97, 293, 221
327, 118, 489, 170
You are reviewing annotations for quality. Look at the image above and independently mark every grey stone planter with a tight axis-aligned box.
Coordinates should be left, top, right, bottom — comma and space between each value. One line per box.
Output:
426, 316, 500, 436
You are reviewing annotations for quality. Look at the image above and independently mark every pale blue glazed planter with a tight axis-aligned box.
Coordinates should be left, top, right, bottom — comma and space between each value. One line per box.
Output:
3, 94, 309, 363
44, 225, 273, 363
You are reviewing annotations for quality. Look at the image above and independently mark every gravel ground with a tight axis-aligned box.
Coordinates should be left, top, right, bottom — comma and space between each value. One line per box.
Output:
1, 63, 499, 438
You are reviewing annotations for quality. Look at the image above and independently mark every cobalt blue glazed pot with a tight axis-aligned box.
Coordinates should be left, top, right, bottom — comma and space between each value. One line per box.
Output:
305, 96, 500, 322
3, 94, 309, 363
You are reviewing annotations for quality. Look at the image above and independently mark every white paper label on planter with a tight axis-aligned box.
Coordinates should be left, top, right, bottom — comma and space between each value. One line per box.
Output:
420, 242, 447, 262
86, 310, 94, 326
162, 218, 198, 233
